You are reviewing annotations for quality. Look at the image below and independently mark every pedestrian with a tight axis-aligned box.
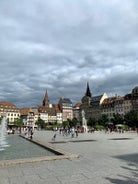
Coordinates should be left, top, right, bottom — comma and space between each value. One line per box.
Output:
71, 127, 75, 138
75, 128, 78, 137
25, 127, 29, 138
52, 131, 57, 141
30, 130, 33, 139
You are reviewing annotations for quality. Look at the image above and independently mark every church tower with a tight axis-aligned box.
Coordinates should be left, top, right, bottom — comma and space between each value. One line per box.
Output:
85, 82, 91, 97
81, 82, 92, 121
42, 90, 50, 107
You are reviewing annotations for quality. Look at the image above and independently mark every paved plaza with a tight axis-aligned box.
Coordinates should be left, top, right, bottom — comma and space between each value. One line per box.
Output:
0, 131, 138, 184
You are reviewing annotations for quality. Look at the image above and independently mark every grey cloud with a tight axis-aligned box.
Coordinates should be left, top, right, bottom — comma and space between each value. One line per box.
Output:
0, 0, 137, 107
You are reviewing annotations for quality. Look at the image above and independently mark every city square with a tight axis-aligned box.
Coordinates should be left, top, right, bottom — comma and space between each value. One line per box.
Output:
0, 0, 138, 184
0, 130, 137, 184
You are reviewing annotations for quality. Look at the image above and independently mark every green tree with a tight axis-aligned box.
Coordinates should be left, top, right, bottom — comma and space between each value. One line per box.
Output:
62, 120, 69, 128
98, 114, 109, 127
53, 121, 58, 127
14, 118, 24, 133
35, 118, 46, 129
0, 116, 2, 124
110, 113, 124, 126
124, 110, 138, 128
14, 117, 23, 127
87, 117, 97, 127
69, 118, 78, 127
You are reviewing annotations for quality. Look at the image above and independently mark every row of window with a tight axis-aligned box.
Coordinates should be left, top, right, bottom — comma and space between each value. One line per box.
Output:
102, 107, 131, 112
7, 113, 20, 116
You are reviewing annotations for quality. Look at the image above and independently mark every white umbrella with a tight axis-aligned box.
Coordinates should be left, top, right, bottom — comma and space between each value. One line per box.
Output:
116, 124, 124, 127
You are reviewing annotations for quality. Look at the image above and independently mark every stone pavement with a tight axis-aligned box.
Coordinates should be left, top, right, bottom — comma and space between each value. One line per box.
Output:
0, 131, 138, 184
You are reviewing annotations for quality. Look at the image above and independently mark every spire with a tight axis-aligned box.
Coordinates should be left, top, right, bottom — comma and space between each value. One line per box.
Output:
85, 82, 91, 97
43, 90, 50, 107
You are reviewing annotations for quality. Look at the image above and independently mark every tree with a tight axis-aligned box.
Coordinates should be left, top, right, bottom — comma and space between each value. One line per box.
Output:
35, 118, 46, 129
14, 117, 24, 127
62, 120, 69, 128
0, 116, 2, 124
14, 118, 24, 133
53, 121, 58, 127
87, 117, 97, 127
98, 114, 109, 127
69, 118, 78, 127
110, 113, 124, 126
124, 110, 138, 128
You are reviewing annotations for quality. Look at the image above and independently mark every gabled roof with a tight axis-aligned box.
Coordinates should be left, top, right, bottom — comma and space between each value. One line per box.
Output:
124, 93, 132, 100
20, 108, 33, 115
60, 98, 72, 104
0, 101, 18, 109
132, 86, 138, 94
31, 108, 39, 115
102, 95, 122, 104
74, 102, 82, 108
38, 105, 58, 116
91, 95, 103, 102
38, 106, 48, 113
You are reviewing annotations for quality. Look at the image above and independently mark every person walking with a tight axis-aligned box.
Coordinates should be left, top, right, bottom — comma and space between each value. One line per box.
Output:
52, 130, 57, 141
75, 128, 78, 137
71, 127, 75, 138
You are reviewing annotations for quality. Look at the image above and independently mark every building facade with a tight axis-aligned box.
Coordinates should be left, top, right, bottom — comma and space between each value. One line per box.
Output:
91, 93, 108, 119
73, 102, 82, 122
58, 97, 73, 122
131, 86, 138, 110
37, 90, 62, 124
101, 95, 122, 120
81, 82, 108, 121
1, 85, 137, 127
101, 86, 138, 120
20, 108, 36, 129
0, 101, 20, 126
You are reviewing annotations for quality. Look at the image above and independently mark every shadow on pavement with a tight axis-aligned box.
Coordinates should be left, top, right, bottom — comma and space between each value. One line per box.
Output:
109, 138, 133, 140
49, 139, 97, 143
105, 153, 138, 184
105, 177, 138, 184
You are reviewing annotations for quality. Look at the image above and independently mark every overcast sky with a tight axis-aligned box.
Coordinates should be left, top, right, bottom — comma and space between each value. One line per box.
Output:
0, 0, 138, 108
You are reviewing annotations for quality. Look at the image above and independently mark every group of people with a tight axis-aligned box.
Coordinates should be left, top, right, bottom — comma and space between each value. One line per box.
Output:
52, 126, 79, 140
24, 127, 34, 139
70, 127, 78, 138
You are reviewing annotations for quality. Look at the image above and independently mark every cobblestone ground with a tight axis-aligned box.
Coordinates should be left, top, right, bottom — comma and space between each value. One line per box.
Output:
0, 131, 138, 184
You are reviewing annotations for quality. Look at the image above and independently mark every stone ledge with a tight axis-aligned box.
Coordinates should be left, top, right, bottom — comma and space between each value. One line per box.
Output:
0, 154, 79, 167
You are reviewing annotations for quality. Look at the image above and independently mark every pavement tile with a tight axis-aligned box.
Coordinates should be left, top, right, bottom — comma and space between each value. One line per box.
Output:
0, 178, 9, 184
0, 131, 137, 184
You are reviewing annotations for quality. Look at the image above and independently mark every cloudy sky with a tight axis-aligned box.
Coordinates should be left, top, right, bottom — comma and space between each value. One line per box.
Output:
0, 0, 138, 108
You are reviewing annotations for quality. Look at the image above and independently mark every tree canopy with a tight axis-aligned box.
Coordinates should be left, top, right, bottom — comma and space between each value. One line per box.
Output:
124, 110, 138, 128
35, 118, 46, 129
14, 117, 23, 127
110, 113, 124, 125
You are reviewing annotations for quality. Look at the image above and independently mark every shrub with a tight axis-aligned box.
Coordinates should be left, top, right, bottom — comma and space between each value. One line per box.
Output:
94, 125, 105, 131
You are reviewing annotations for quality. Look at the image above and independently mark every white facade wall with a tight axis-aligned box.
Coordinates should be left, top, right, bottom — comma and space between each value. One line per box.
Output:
39, 113, 48, 123
56, 112, 62, 123
6, 112, 20, 124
